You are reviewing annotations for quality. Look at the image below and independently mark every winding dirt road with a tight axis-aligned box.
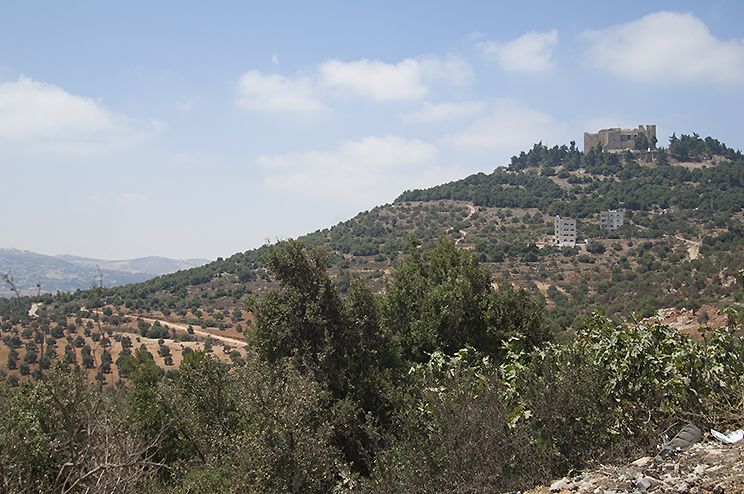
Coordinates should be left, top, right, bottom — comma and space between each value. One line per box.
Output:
95, 311, 247, 347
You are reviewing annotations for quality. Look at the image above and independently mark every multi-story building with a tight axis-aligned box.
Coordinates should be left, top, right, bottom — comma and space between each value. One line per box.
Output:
600, 210, 624, 230
554, 215, 576, 246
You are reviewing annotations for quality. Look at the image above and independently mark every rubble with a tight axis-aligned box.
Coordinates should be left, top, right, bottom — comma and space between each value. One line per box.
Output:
644, 306, 730, 338
526, 436, 744, 494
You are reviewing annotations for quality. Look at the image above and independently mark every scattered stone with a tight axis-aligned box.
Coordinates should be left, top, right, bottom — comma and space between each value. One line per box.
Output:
526, 438, 744, 494
635, 476, 652, 493
549, 478, 571, 492
631, 456, 653, 468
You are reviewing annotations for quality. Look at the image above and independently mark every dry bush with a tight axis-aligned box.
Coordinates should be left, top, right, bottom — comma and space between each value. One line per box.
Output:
0, 362, 163, 493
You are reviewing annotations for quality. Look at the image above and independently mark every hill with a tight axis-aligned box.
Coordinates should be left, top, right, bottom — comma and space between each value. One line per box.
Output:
2, 132, 743, 372
61, 132, 741, 334
0, 249, 210, 296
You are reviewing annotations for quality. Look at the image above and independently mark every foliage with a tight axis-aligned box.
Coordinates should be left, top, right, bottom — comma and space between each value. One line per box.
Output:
248, 240, 345, 377
173, 358, 345, 494
248, 239, 400, 473
0, 362, 163, 492
367, 349, 548, 493
383, 237, 549, 362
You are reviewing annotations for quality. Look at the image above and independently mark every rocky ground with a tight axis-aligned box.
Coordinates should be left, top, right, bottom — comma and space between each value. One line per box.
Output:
527, 430, 744, 494
643, 306, 731, 338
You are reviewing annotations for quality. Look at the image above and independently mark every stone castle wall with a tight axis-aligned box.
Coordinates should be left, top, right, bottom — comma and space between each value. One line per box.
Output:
584, 125, 656, 152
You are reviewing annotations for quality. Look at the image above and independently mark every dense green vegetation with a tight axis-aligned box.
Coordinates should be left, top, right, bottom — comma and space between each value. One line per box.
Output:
0, 239, 743, 493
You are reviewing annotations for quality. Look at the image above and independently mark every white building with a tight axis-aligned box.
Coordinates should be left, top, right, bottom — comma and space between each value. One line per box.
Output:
600, 210, 624, 230
554, 216, 576, 246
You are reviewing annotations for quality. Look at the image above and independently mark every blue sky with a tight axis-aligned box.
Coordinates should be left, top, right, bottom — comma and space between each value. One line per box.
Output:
2, 1, 743, 261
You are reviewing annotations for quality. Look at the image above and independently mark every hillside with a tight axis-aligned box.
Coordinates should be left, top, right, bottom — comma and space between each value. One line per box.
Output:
2, 132, 743, 378
45, 132, 739, 335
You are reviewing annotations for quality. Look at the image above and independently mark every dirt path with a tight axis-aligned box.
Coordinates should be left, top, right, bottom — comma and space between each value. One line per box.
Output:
454, 204, 477, 245
137, 315, 247, 346
676, 236, 702, 260
94, 311, 247, 347
660, 234, 702, 260
533, 280, 566, 297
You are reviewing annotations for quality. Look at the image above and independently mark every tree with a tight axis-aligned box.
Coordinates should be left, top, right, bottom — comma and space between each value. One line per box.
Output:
81, 345, 95, 368
121, 336, 132, 348
64, 345, 76, 364
137, 319, 150, 337
51, 325, 65, 339
248, 239, 344, 377
100, 351, 112, 374
586, 240, 606, 255
248, 239, 398, 474
656, 148, 669, 166
634, 134, 649, 151
382, 237, 549, 363
118, 348, 170, 459
24, 349, 38, 365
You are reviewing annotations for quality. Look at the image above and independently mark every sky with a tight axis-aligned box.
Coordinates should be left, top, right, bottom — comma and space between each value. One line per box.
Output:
2, 1, 744, 261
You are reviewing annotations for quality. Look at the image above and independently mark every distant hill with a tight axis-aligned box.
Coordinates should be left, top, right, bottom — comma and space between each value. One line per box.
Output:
54, 254, 210, 275
0, 249, 210, 296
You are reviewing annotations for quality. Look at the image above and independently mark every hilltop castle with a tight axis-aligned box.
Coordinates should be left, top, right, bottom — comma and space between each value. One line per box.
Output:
584, 125, 656, 152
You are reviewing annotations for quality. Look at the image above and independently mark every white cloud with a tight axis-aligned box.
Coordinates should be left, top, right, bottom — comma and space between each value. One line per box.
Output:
236, 56, 473, 117
318, 56, 472, 101
479, 30, 558, 73
440, 98, 570, 151
257, 135, 440, 204
418, 55, 474, 85
400, 101, 486, 124
236, 70, 330, 114
0, 76, 164, 156
581, 11, 744, 84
